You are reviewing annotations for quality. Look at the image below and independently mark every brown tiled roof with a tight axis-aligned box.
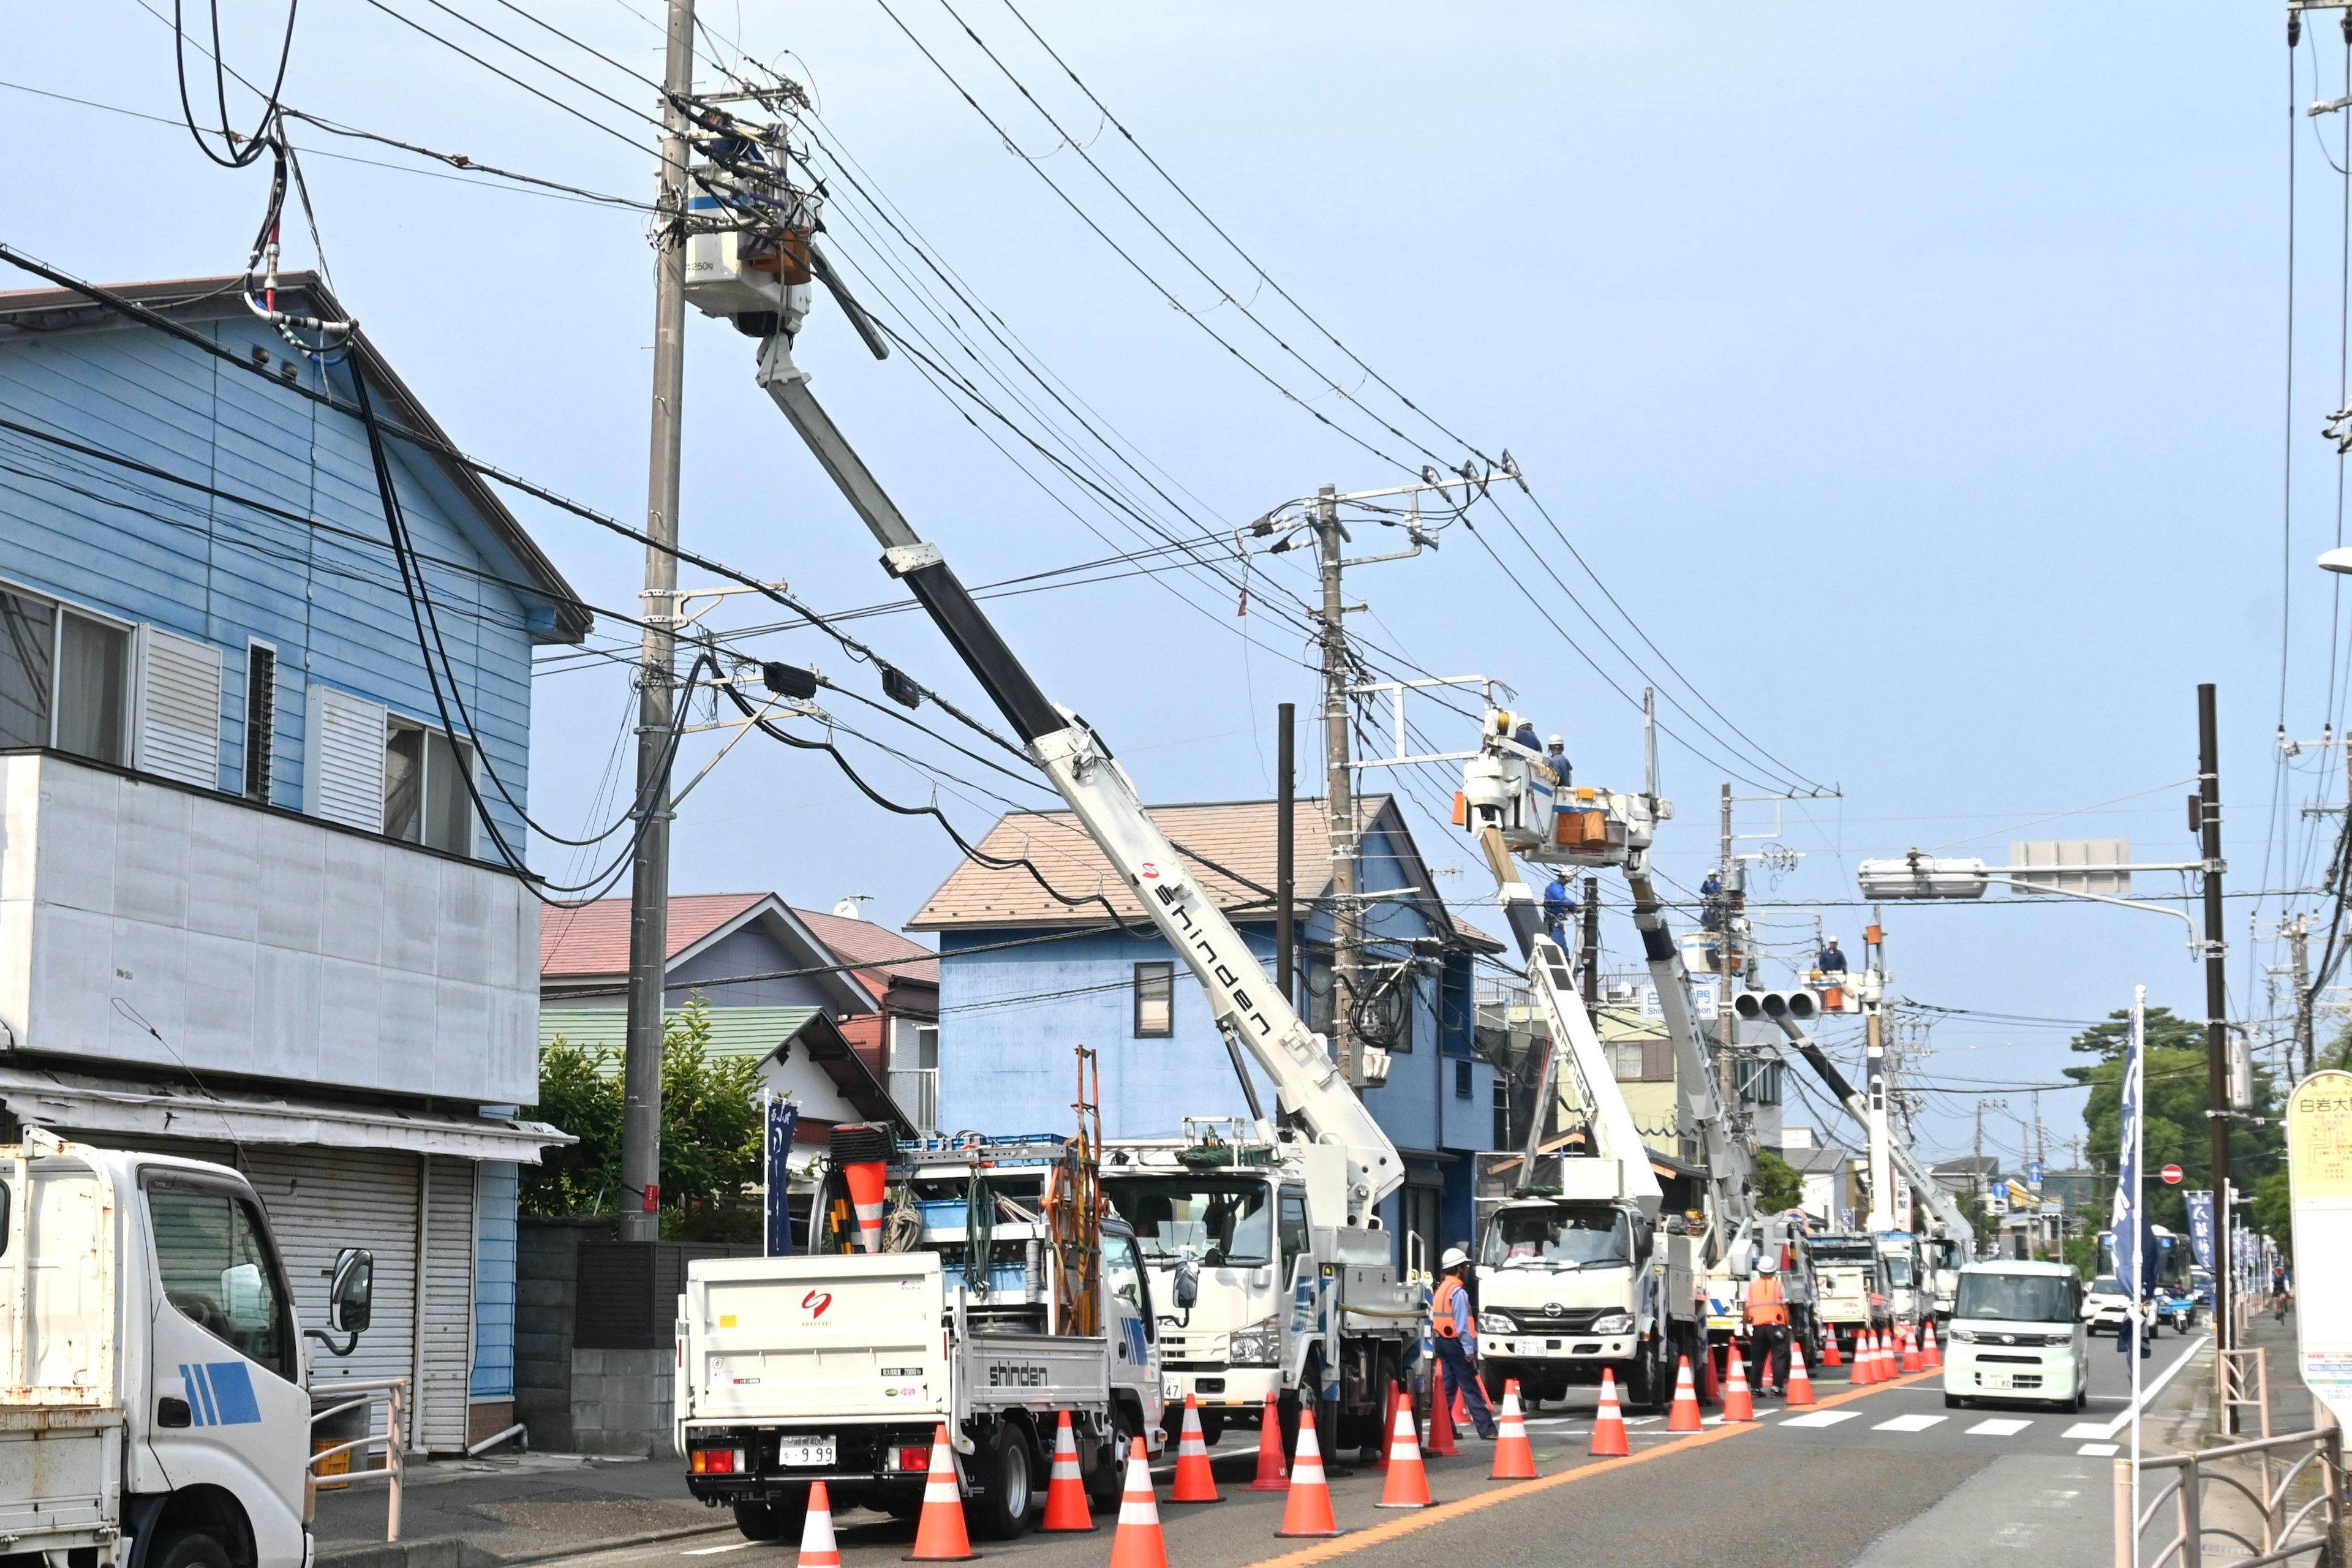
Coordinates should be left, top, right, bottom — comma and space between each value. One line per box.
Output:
791, 907, 940, 989
540, 893, 766, 978
907, 796, 1499, 952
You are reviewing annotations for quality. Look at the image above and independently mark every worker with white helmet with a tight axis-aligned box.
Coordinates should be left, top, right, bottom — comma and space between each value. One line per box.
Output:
1745, 1250, 1792, 1397
1817, 935, 1849, 973
1545, 734, 1570, 787
1430, 1246, 1498, 1439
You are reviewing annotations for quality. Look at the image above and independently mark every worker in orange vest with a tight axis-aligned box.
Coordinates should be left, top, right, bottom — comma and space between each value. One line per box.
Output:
1744, 1253, 1792, 1396
1431, 1248, 1498, 1439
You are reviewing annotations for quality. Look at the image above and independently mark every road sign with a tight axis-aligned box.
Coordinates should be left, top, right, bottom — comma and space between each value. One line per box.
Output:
2026, 1159, 2045, 1191
2287, 1069, 2352, 1429
2161, 1164, 2184, 1186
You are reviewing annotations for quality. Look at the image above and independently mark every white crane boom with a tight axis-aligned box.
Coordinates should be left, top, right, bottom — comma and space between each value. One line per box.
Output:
1622, 861, 1750, 1236
749, 337, 1403, 1222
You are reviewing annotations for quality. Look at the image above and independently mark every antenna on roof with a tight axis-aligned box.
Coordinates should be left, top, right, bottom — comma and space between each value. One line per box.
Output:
832, 895, 874, 920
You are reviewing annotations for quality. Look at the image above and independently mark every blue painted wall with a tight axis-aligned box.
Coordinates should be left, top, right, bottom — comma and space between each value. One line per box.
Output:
472, 1160, 518, 1399
0, 311, 560, 854
668, 924, 844, 1011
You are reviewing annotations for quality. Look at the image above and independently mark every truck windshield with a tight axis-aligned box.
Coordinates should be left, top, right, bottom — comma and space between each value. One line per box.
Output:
1483, 1207, 1632, 1269
1882, 1255, 1913, 1287
1811, 1240, 1875, 1264
1106, 1178, 1272, 1265
1955, 1273, 2074, 1323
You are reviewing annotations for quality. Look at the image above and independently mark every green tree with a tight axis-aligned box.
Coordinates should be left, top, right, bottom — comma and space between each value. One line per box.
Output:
2065, 1006, 2283, 1234
522, 995, 768, 1241
1754, 1148, 1805, 1213
2252, 1169, 2293, 1261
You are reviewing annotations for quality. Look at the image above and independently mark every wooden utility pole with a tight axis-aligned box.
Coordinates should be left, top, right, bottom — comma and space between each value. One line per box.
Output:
1316, 486, 1360, 1084
2288, 914, 2315, 1080
1581, 875, 1601, 1014
1276, 701, 1296, 1005
619, 0, 696, 1244
2197, 682, 2232, 1351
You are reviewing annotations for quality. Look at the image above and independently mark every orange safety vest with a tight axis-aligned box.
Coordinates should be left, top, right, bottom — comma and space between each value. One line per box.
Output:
1431, 1276, 1464, 1338
1746, 1275, 1789, 1327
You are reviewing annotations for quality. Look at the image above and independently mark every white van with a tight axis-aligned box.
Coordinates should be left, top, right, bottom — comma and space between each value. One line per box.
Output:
1942, 1260, 2087, 1412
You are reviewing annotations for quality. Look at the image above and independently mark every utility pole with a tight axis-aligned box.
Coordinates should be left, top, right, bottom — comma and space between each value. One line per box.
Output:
2288, 913, 2315, 1080
1315, 484, 1362, 1086
1276, 701, 1296, 1007
1580, 876, 1601, 1014
2197, 682, 2233, 1351
1864, 921, 1893, 1232
1717, 783, 1743, 1139
619, 0, 696, 1245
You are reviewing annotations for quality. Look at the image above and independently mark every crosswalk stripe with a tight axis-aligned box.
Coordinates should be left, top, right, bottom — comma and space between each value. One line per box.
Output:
2063, 1421, 2113, 1439
2078, 1442, 2121, 1457
1778, 1411, 1860, 1428
1871, 1414, 1947, 1433
1965, 1419, 2033, 1436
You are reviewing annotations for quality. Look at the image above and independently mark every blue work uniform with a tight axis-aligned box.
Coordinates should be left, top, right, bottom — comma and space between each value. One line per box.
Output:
1431, 1273, 1497, 1438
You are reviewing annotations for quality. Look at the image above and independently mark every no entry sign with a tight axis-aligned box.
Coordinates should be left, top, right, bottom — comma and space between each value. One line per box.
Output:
2161, 1164, 2184, 1185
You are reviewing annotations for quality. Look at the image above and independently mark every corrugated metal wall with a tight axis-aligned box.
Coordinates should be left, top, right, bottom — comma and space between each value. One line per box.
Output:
472, 1162, 518, 1399
245, 1147, 420, 1437
420, 1156, 475, 1453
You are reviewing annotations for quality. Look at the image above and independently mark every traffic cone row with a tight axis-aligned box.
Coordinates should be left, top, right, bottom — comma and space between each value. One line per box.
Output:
1721, 1344, 1755, 1422
1666, 1355, 1705, 1432
1589, 1368, 1630, 1456
1107, 1439, 1167, 1568
1249, 1392, 1290, 1490
1042, 1410, 1095, 1531
907, 1423, 978, 1562
1785, 1341, 1816, 1407
1922, 1321, 1943, 1370
1167, 1395, 1221, 1504
1376, 1390, 1436, 1508
1489, 1379, 1537, 1480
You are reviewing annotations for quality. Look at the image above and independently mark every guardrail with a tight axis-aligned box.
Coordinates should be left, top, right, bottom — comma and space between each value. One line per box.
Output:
309, 1378, 407, 1542
2116, 1424, 2349, 1567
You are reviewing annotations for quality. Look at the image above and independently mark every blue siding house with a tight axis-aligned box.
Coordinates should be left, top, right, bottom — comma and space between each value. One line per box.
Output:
0, 272, 585, 1451
907, 796, 1503, 1265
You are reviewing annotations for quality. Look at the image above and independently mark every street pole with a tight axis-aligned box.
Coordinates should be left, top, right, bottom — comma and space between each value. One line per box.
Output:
1718, 783, 1743, 1138
1277, 701, 1296, 1007
619, 0, 696, 1245
1316, 485, 1360, 1086
2290, 913, 2315, 1080
2198, 683, 2232, 1354
1581, 875, 1601, 1016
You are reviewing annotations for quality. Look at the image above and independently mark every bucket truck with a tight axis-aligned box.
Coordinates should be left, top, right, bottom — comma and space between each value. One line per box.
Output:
671, 111, 1417, 1476
1453, 716, 1716, 1410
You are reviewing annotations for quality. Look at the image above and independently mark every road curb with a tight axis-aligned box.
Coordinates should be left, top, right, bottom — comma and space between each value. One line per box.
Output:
318, 1520, 739, 1568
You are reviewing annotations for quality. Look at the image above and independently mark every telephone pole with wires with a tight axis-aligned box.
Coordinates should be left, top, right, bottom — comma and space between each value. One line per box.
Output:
620, 0, 699, 1245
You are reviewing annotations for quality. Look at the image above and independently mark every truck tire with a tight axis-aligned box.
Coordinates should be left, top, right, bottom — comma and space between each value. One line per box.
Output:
733, 1493, 807, 1542
1627, 1327, 1673, 1414
155, 1533, 233, 1568
970, 1422, 1037, 1540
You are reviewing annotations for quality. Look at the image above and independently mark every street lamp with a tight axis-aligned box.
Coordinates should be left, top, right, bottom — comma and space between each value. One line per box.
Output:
1854, 847, 2209, 950
2318, 547, 2352, 573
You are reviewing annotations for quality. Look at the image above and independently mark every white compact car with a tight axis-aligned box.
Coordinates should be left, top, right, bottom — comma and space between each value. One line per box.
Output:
2081, 1275, 2132, 1335
1944, 1261, 2088, 1412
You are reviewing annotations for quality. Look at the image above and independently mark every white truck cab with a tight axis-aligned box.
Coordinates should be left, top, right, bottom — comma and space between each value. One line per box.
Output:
2, 1134, 374, 1568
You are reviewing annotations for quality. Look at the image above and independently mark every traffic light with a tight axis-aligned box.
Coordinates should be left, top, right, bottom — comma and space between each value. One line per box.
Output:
1732, 990, 1819, 1022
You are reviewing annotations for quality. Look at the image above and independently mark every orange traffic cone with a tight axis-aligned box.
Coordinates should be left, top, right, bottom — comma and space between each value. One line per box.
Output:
1822, 1333, 1843, 1369
1107, 1438, 1167, 1568
1168, 1394, 1221, 1503
1489, 1380, 1537, 1480
1249, 1393, 1290, 1491
1425, 1378, 1458, 1458
1666, 1355, 1704, 1433
1041, 1411, 1094, 1532
1274, 1406, 1342, 1537
1721, 1344, 1755, 1422
1785, 1341, 1816, 1408
799, 1481, 841, 1568
1452, 1386, 1471, 1431
1921, 1320, 1943, 1370
1589, 1368, 1630, 1457
906, 1423, 978, 1562
1901, 1325, 1923, 1374
1853, 1332, 1875, 1385
1376, 1390, 1436, 1508
1876, 1329, 1894, 1382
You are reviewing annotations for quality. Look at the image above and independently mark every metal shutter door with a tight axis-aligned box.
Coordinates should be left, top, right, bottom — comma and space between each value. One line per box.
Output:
303, 684, 386, 831
244, 1147, 420, 1443
134, 628, 224, 788
420, 1156, 477, 1453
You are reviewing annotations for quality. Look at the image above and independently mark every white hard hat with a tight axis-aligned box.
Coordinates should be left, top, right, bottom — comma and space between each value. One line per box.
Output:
1441, 1246, 1469, 1270
1828, 935, 1841, 944
1757, 1254, 1779, 1274
1548, 734, 1563, 746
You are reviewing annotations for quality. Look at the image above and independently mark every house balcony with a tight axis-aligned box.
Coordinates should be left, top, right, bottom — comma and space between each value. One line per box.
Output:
0, 751, 539, 1104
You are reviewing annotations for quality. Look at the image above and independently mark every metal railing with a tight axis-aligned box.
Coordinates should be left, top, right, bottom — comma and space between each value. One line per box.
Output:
308, 1378, 407, 1542
2117, 1423, 2350, 1567
889, 1068, 939, 1134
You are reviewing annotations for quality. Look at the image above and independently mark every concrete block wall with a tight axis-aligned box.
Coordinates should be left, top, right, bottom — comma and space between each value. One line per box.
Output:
514, 1218, 597, 1452
568, 1348, 676, 1459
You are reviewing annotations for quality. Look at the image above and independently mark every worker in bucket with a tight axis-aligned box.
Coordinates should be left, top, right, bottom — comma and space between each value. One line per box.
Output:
1699, 868, 1725, 932
1431, 1248, 1498, 1439
1744, 1251, 1792, 1396
1545, 734, 1572, 786
1817, 936, 1848, 973
1542, 873, 1578, 949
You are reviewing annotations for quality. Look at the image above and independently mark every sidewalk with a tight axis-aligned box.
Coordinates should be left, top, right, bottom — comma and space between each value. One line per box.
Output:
314, 1451, 735, 1568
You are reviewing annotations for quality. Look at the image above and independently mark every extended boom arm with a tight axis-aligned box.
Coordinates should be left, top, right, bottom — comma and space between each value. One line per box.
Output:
1623, 858, 1750, 1244
1768, 1016, 1975, 1252
752, 336, 1401, 1221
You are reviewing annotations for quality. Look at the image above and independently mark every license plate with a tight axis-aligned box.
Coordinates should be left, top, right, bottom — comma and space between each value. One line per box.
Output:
778, 1438, 837, 1467
1981, 1373, 2013, 1390
1164, 1379, 1183, 1401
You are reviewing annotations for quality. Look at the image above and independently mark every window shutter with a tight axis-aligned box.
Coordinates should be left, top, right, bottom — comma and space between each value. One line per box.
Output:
134, 627, 224, 788
305, 682, 387, 830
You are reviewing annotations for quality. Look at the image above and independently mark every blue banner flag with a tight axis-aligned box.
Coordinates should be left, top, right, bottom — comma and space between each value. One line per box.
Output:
765, 1096, 800, 1257
2110, 1000, 2145, 1302
2185, 1191, 2215, 1272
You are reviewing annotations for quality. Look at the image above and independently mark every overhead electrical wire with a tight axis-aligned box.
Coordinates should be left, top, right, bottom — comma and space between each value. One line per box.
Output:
175, 0, 298, 167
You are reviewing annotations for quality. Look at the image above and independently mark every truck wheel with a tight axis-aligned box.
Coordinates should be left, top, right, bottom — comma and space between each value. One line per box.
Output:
1627, 1330, 1673, 1413
971, 1422, 1037, 1540
733, 1493, 807, 1542
1090, 1405, 1134, 1506
156, 1534, 233, 1568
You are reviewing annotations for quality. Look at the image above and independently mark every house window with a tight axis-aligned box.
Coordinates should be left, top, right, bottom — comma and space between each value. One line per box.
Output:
1454, 1059, 1473, 1099
0, 589, 130, 764
889, 1017, 939, 1072
383, 718, 476, 855
1133, 962, 1175, 1038
244, 645, 277, 802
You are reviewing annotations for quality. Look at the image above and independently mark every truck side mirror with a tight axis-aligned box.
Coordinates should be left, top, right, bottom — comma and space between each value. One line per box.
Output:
328, 1248, 374, 1335
1174, 1259, 1199, 1311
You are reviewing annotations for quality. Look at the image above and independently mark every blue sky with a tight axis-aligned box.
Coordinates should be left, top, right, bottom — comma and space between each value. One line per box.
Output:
3, 2, 2337, 1165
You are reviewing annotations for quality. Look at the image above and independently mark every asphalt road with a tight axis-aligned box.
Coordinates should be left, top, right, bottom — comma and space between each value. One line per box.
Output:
537, 1335, 2204, 1568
